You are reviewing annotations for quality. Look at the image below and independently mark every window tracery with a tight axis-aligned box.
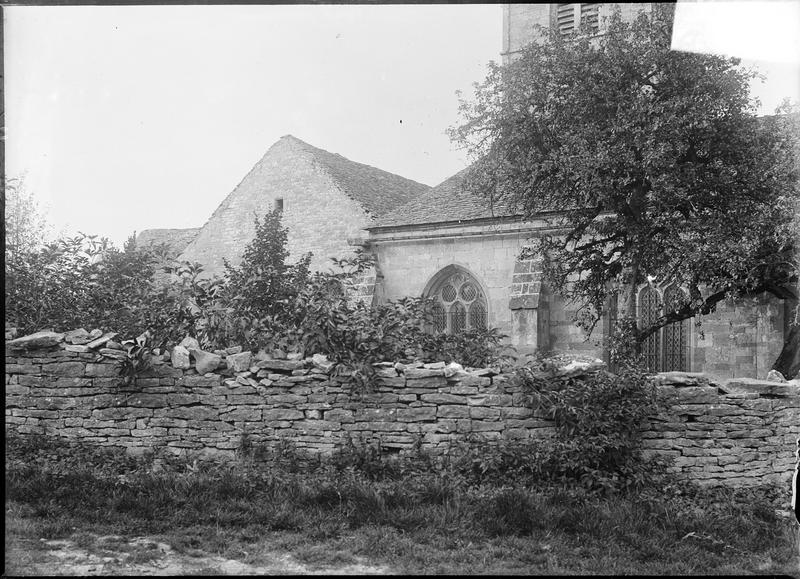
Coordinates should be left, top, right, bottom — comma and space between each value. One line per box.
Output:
426, 268, 488, 334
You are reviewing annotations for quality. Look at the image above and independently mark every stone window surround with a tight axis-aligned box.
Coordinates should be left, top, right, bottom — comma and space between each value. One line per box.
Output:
636, 282, 693, 372
423, 264, 490, 334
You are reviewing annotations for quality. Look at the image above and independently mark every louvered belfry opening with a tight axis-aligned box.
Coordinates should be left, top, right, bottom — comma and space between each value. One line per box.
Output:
427, 268, 488, 335
556, 3, 576, 35
555, 3, 600, 36
637, 284, 689, 372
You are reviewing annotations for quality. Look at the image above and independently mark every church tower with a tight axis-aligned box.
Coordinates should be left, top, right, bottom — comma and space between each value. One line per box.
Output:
502, 3, 652, 64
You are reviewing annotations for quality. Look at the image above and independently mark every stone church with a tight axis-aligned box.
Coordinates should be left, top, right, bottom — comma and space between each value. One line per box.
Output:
138, 3, 790, 380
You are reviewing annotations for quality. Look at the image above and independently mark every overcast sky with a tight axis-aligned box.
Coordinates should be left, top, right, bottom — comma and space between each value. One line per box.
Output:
5, 3, 800, 248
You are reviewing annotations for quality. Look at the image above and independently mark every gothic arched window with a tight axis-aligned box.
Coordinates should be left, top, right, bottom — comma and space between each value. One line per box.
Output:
662, 285, 689, 372
638, 286, 661, 372
425, 267, 488, 335
637, 284, 689, 372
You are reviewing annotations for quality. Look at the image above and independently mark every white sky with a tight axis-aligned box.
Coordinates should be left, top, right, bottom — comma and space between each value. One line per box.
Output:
5, 3, 800, 248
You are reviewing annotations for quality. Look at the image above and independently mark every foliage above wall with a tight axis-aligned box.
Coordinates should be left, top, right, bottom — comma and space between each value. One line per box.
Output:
4, 209, 513, 390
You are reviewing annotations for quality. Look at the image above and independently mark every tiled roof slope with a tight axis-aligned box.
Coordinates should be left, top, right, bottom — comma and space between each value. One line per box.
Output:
372, 167, 518, 228
289, 136, 431, 216
135, 228, 201, 258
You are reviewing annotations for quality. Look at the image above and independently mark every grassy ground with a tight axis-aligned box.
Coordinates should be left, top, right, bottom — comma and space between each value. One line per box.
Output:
5, 434, 800, 575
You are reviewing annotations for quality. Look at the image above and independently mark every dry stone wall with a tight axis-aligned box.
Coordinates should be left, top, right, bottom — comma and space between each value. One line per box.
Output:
5, 330, 799, 489
642, 372, 800, 487
5, 330, 554, 461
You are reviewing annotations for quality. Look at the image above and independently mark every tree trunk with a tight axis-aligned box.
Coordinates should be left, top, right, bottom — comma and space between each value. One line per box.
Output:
610, 264, 640, 367
773, 325, 800, 380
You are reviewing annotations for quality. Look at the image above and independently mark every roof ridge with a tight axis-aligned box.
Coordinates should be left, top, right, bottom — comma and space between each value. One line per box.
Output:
285, 138, 431, 217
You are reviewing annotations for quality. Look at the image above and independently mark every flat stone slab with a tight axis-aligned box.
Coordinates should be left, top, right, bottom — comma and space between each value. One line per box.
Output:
720, 378, 800, 398
256, 359, 305, 372
652, 372, 712, 386
6, 331, 65, 349
85, 332, 118, 350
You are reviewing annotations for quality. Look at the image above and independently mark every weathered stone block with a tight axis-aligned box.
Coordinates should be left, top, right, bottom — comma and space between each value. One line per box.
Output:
7, 331, 65, 350
469, 407, 501, 420
263, 409, 304, 421
65, 344, 91, 353
724, 378, 800, 398
85, 363, 119, 377
220, 407, 262, 422
226, 351, 252, 372
361, 393, 400, 404
190, 349, 223, 375
420, 393, 465, 405
405, 367, 445, 379
168, 406, 219, 421
438, 405, 471, 419
467, 394, 512, 407
293, 419, 340, 432
99, 349, 127, 360
17, 375, 47, 387
93, 407, 154, 420
348, 421, 407, 432
377, 376, 406, 388
396, 407, 436, 422
171, 345, 191, 369
354, 408, 396, 421
167, 393, 201, 406
40, 361, 85, 378
5, 384, 30, 396
257, 359, 304, 372
84, 332, 117, 350
673, 387, 718, 404
266, 394, 305, 405
6, 363, 42, 375
324, 409, 354, 423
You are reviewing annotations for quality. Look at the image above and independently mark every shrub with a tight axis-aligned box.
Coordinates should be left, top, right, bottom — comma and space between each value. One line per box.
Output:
511, 356, 666, 492
4, 232, 197, 345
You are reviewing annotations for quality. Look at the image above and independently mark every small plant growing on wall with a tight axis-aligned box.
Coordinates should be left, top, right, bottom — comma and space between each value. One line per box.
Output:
118, 331, 153, 387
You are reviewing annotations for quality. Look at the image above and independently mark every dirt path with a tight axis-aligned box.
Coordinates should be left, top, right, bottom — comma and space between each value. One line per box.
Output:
6, 534, 391, 575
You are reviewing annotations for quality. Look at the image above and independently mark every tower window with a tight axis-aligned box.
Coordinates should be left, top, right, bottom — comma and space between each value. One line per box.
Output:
555, 3, 600, 37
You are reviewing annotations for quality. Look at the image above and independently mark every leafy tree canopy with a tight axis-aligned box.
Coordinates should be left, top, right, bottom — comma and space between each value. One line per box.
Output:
449, 4, 799, 353
4, 175, 51, 260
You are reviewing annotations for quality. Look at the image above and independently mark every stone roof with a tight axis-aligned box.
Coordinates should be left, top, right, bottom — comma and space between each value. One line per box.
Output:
135, 228, 201, 258
371, 167, 518, 228
286, 136, 431, 217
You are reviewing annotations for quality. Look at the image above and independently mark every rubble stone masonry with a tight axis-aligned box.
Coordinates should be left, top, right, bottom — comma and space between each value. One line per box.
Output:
5, 333, 799, 489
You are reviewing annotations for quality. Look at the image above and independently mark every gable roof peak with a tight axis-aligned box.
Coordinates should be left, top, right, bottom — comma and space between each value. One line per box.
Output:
263, 135, 431, 217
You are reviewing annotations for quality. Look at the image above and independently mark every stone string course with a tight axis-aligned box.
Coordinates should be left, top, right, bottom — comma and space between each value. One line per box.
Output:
5, 330, 799, 488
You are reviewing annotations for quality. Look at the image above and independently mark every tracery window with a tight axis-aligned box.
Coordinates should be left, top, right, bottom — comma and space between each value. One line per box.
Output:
637, 284, 689, 372
426, 268, 488, 335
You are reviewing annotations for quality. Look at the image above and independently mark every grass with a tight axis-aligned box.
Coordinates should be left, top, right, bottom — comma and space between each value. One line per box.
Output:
5, 433, 800, 575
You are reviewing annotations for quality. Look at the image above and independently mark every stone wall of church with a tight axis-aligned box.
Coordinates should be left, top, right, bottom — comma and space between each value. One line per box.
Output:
369, 226, 789, 381
369, 226, 594, 358
690, 294, 786, 380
